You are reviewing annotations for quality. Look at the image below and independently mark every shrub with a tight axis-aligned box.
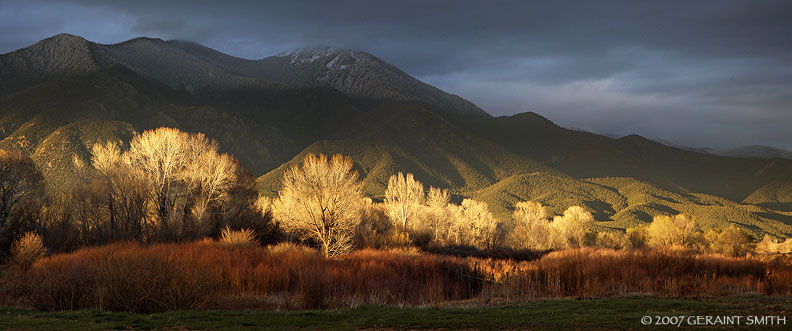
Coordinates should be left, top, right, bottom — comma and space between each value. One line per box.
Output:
9, 232, 46, 271
219, 226, 258, 248
5, 241, 482, 311
6, 242, 791, 312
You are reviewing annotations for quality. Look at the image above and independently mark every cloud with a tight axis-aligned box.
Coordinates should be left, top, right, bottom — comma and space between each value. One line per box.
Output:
0, 0, 790, 149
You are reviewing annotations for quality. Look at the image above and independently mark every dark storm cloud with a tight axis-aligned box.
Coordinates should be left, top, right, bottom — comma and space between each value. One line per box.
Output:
1, 0, 791, 149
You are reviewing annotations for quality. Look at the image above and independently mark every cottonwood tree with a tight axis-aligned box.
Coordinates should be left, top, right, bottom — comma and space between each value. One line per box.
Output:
91, 141, 150, 241
384, 172, 424, 231
273, 154, 363, 258
450, 199, 501, 249
122, 128, 237, 239
91, 141, 123, 239
755, 235, 792, 254
705, 226, 754, 256
425, 186, 451, 242
0, 150, 43, 228
508, 200, 550, 250
551, 206, 595, 248
646, 213, 699, 247
187, 151, 236, 223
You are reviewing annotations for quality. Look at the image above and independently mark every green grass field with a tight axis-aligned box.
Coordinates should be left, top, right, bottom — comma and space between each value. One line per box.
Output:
2, 296, 790, 330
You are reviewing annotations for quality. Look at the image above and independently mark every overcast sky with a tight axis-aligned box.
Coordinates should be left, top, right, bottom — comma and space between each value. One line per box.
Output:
1, 0, 791, 150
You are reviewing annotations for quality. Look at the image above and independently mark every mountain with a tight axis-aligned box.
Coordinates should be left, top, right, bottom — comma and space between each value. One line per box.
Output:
652, 140, 792, 160
255, 48, 487, 116
718, 145, 792, 160
258, 103, 559, 198
2, 34, 792, 238
0, 34, 485, 117
652, 138, 715, 155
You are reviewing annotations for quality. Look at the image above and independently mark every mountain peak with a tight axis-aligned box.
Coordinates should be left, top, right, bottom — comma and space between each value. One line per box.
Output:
265, 46, 488, 116
275, 47, 367, 67
43, 33, 87, 43
24, 32, 91, 52
111, 36, 167, 46
0, 33, 99, 93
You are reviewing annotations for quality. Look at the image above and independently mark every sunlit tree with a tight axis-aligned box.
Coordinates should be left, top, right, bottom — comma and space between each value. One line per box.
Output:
646, 213, 699, 247
425, 186, 451, 242
91, 141, 123, 239
273, 154, 363, 258
705, 226, 754, 256
508, 200, 550, 250
551, 206, 595, 248
121, 128, 237, 238
450, 199, 501, 249
384, 172, 424, 230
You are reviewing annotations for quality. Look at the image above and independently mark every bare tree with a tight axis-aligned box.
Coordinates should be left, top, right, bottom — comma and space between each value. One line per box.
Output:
187, 151, 236, 224
508, 200, 550, 250
273, 154, 363, 258
126, 128, 191, 236
646, 213, 699, 247
425, 186, 451, 242
0, 150, 44, 228
121, 128, 237, 239
450, 199, 500, 249
91, 141, 122, 239
384, 172, 425, 231
91, 141, 151, 241
705, 226, 754, 256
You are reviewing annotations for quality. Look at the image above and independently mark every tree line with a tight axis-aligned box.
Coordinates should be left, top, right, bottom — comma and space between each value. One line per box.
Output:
0, 127, 782, 261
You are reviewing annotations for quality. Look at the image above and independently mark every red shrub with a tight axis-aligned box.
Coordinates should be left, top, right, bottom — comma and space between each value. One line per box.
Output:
3, 244, 791, 312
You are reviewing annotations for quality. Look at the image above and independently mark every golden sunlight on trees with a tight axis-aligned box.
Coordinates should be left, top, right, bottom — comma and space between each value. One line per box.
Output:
755, 235, 792, 254
425, 186, 451, 242
254, 195, 273, 217
449, 199, 501, 249
705, 226, 754, 257
91, 128, 239, 241
551, 206, 594, 248
646, 214, 699, 247
0, 150, 44, 228
125, 128, 237, 239
273, 154, 363, 258
384, 172, 424, 231
91, 141, 149, 241
508, 201, 550, 250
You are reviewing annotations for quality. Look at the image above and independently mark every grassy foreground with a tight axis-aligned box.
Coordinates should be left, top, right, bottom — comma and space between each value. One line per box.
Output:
1, 296, 791, 330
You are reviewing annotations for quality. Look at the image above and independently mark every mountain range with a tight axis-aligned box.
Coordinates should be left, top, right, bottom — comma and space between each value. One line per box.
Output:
2, 33, 791, 237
